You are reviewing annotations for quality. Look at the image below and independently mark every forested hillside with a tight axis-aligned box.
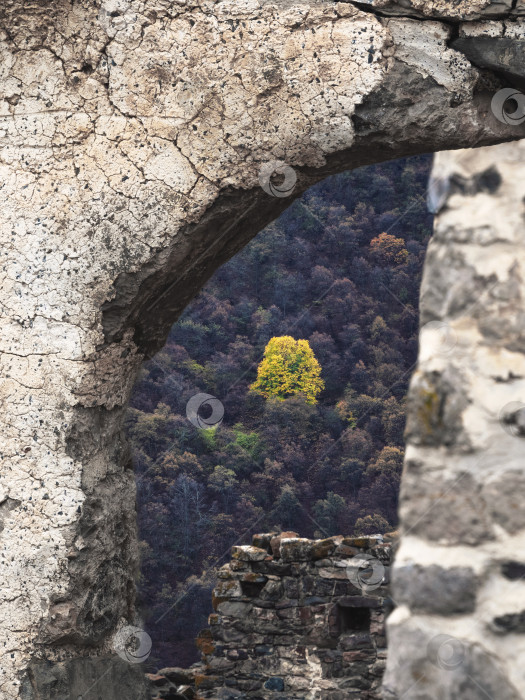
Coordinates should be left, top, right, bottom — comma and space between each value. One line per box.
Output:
126, 155, 433, 668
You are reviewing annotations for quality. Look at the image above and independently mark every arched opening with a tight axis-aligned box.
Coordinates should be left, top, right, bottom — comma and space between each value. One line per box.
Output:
4, 2, 525, 698
126, 154, 432, 677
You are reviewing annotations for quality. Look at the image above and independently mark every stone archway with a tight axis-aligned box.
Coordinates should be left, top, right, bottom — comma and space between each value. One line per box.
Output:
1, 1, 525, 698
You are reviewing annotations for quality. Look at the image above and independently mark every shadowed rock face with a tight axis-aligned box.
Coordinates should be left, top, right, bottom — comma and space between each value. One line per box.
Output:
2, 1, 525, 698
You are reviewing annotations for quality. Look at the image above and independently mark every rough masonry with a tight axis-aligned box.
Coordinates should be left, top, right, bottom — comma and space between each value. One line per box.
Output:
2, 0, 525, 698
383, 141, 525, 699
148, 531, 394, 700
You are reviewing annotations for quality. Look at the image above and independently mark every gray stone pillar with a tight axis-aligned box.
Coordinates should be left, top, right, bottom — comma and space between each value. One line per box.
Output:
384, 142, 525, 698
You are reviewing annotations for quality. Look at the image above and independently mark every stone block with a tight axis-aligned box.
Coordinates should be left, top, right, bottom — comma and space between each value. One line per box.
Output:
318, 567, 349, 580
342, 650, 376, 663
283, 577, 301, 598
264, 677, 285, 691
339, 633, 373, 650
259, 579, 284, 601
252, 560, 293, 576
214, 579, 244, 598
483, 471, 525, 535
383, 623, 521, 700
252, 532, 279, 552
334, 544, 360, 558
400, 467, 494, 545
254, 645, 274, 655
404, 367, 469, 448
231, 545, 269, 562
311, 537, 341, 560
393, 564, 478, 614
270, 531, 299, 558
280, 538, 314, 562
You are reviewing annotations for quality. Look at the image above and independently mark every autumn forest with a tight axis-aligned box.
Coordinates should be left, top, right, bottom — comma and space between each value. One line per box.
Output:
126, 155, 434, 669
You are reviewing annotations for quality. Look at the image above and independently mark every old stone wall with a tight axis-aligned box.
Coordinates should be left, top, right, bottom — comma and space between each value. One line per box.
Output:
3, 0, 525, 698
384, 141, 525, 699
149, 532, 394, 700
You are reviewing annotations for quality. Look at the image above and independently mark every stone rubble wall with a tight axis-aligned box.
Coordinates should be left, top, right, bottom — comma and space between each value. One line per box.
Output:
149, 531, 395, 700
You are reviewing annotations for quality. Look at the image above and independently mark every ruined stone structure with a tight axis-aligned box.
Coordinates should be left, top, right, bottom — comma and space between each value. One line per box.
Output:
3, 0, 525, 698
149, 532, 394, 700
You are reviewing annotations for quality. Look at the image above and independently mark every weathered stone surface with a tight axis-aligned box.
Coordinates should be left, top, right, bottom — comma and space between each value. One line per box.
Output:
280, 537, 314, 562
334, 544, 360, 557
339, 596, 383, 609
311, 537, 341, 560
387, 141, 525, 698
231, 545, 268, 562
383, 623, 521, 699
393, 564, 478, 614
179, 532, 395, 698
340, 633, 374, 651
342, 536, 383, 548
252, 532, 278, 553
482, 471, 525, 534
270, 531, 300, 558
216, 602, 253, 618
264, 677, 285, 691
20, 656, 150, 700
453, 36, 525, 86
4, 0, 525, 696
404, 368, 471, 448
318, 567, 351, 580
399, 466, 495, 545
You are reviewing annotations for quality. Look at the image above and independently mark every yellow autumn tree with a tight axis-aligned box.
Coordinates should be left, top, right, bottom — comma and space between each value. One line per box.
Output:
370, 232, 408, 266
250, 336, 324, 404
